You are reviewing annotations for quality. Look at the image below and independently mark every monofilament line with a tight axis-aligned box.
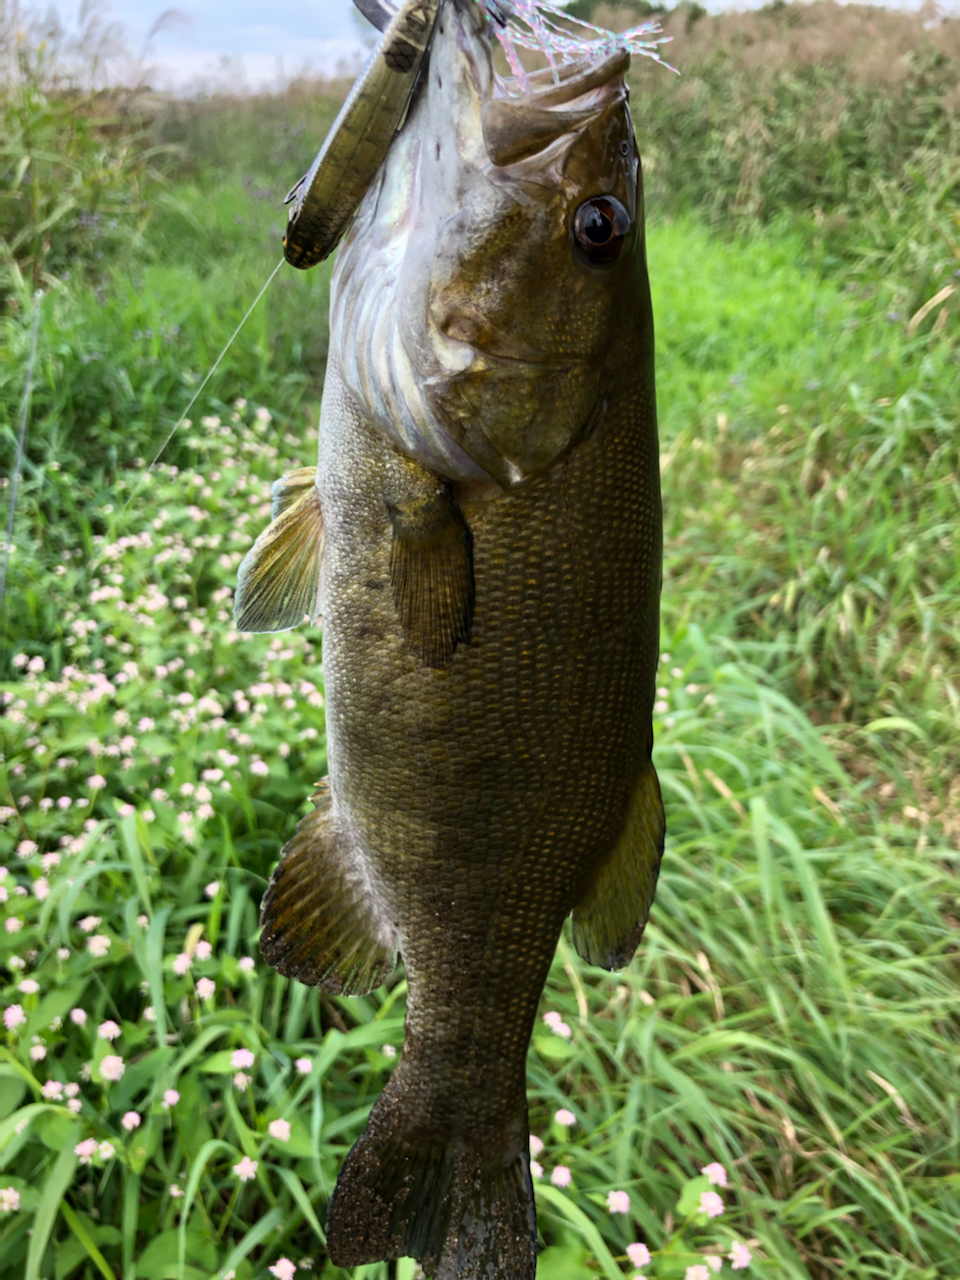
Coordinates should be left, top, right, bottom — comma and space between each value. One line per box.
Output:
121, 256, 285, 515
0, 290, 43, 618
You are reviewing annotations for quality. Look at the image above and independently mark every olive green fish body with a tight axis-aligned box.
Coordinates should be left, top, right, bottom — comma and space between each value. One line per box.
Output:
241, 2, 664, 1274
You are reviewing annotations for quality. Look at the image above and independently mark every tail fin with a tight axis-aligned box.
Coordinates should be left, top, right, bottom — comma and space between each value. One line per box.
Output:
325, 1079, 537, 1280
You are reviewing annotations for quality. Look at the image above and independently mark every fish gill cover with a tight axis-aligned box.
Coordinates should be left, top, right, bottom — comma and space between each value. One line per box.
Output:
474, 0, 674, 91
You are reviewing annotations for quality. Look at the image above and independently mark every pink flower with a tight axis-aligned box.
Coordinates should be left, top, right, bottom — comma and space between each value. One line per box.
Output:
554, 1109, 575, 1127
701, 1162, 727, 1188
627, 1244, 652, 1268
18, 979, 39, 995
529, 1135, 544, 1157
6, 918, 22, 933
3, 1005, 26, 1031
233, 1156, 258, 1182
685, 1268, 711, 1280
70, 1008, 87, 1026
706, 1259, 722, 1273
204, 881, 220, 899
550, 1165, 572, 1188
238, 956, 255, 972
196, 978, 216, 1000
17, 839, 38, 857
728, 1242, 752, 1270
231, 1047, 255, 1069
78, 915, 101, 933
87, 775, 106, 790
530, 1160, 543, 1179
121, 1111, 141, 1131
195, 939, 212, 961
100, 1054, 125, 1083
65, 1083, 80, 1097
250, 759, 269, 776
0, 1186, 21, 1212
268, 1119, 291, 1141
699, 1191, 725, 1219
41, 1080, 63, 1100
233, 1073, 251, 1090
268, 1259, 295, 1280
542, 1010, 572, 1038
607, 1189, 630, 1215
98, 1020, 121, 1041
255, 406, 272, 423
169, 1184, 184, 1198
75, 1138, 98, 1164
88, 935, 111, 957
33, 878, 50, 900
172, 953, 191, 976
162, 1089, 180, 1108
294, 1058, 311, 1074
30, 1044, 47, 1061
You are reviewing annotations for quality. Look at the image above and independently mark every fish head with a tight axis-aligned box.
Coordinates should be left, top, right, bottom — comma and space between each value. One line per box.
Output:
335, 0, 653, 489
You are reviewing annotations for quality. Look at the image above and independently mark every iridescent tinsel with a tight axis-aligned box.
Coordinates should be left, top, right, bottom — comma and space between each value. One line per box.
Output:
475, 0, 674, 93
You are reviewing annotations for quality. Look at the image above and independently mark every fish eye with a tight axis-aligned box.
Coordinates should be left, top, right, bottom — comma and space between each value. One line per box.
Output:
572, 197, 631, 266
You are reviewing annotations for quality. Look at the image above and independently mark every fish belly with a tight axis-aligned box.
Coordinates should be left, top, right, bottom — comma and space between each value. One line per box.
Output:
309, 356, 662, 1277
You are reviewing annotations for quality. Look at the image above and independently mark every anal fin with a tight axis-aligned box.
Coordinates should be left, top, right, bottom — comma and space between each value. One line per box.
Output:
259, 781, 397, 995
572, 763, 665, 970
388, 484, 474, 669
234, 468, 324, 634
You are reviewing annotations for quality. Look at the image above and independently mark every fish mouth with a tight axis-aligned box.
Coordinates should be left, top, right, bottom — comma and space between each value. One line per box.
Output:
480, 45, 631, 167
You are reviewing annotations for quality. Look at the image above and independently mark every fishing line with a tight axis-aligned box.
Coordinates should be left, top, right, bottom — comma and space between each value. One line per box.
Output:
0, 290, 43, 621
120, 256, 285, 516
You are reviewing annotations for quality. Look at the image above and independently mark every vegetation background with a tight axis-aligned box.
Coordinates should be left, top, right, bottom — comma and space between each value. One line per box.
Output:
1, 1, 958, 1278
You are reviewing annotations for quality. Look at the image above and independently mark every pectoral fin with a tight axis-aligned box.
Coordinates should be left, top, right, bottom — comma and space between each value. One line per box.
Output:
234, 472, 324, 634
388, 486, 474, 669
259, 781, 398, 995
572, 764, 665, 970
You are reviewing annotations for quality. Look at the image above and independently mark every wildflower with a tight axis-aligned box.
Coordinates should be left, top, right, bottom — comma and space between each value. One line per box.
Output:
701, 1162, 727, 1188
88, 935, 111, 957
233, 1072, 251, 1089
144, 1006, 156, 1022
98, 1020, 121, 1041
18, 978, 39, 996
204, 881, 220, 899
162, 1089, 180, 1108
269, 1259, 295, 1280
121, 1111, 141, 1131
42, 1080, 64, 1100
627, 1244, 652, 1268
197, 977, 216, 1000
239, 955, 255, 972
137, 914, 148, 928
75, 1138, 98, 1164
27, 656, 45, 674
65, 1083, 80, 1097
87, 775, 107, 790
30, 1043, 47, 1061
685, 1268, 711, 1280
728, 1242, 752, 1270
4, 1005, 27, 1031
550, 1165, 572, 1188
5, 918, 22, 933
80, 916, 103, 936
607, 1189, 630, 1214
529, 1135, 544, 1157
231, 1047, 255, 1069
57, 947, 70, 960
382, 1043, 397, 1059
268, 1118, 291, 1141
530, 1159, 543, 1179
172, 953, 192, 976
169, 1183, 184, 1198
70, 1008, 87, 1026
554, 1109, 575, 1127
250, 759, 270, 776
98, 1141, 115, 1159
67, 1098, 82, 1113
233, 1156, 258, 1182
32, 877, 49, 900
195, 939, 213, 960
699, 1191, 725, 1219
100, 1055, 125, 1083
17, 839, 38, 858
255, 406, 272, 423
0, 1186, 21, 1212
706, 1259, 722, 1274
294, 1057, 311, 1074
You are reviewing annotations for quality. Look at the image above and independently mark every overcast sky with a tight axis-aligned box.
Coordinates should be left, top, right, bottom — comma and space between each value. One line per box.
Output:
48, 0, 957, 91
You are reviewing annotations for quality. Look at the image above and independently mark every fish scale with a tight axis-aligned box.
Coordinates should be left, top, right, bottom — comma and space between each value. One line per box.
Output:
238, 1, 665, 1274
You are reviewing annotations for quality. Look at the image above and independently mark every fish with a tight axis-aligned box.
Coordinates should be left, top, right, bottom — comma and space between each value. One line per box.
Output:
235, 1, 665, 1276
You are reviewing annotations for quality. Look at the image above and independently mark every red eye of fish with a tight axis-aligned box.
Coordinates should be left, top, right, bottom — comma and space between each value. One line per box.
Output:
572, 197, 631, 266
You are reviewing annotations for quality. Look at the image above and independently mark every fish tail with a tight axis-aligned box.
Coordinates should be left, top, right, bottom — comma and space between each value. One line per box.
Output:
325, 1077, 537, 1279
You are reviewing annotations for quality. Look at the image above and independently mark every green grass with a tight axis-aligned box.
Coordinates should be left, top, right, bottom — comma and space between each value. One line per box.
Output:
2, 6, 960, 1278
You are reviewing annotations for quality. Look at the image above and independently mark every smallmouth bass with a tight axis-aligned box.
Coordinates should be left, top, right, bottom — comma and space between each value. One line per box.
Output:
237, 1, 665, 1275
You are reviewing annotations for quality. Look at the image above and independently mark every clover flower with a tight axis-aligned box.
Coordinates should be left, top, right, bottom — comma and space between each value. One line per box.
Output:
627, 1244, 652, 1267
75, 1138, 98, 1164
3, 1005, 26, 1031
121, 1112, 141, 1131
268, 1119, 291, 1141
699, 1191, 725, 1218
729, 1242, 752, 1270
701, 1162, 727, 1187
233, 1156, 258, 1182
607, 1189, 630, 1214
550, 1165, 572, 1188
100, 1055, 125, 1083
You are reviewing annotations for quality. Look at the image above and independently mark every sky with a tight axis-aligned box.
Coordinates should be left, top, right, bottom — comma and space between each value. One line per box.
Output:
46, 0, 957, 92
